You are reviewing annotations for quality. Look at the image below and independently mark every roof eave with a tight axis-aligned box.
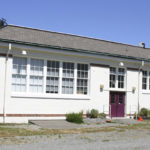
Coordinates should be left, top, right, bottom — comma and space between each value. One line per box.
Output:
0, 38, 149, 62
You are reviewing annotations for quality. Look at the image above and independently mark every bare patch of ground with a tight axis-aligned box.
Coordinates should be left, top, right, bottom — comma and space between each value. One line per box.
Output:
0, 120, 150, 150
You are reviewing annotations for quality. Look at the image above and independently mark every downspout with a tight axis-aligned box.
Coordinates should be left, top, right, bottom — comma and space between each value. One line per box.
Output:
3, 43, 11, 123
137, 60, 144, 115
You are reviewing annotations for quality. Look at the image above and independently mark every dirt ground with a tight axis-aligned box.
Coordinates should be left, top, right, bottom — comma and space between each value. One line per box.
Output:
0, 119, 150, 150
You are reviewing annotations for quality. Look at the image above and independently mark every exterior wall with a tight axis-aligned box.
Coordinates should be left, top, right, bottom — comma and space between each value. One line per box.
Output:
90, 66, 109, 114
0, 56, 5, 122
2, 46, 112, 123
140, 93, 150, 110
1, 43, 150, 123
139, 64, 150, 110
126, 70, 139, 116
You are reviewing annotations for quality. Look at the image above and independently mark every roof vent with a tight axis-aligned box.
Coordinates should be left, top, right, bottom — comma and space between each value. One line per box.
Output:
0, 18, 7, 28
139, 42, 145, 48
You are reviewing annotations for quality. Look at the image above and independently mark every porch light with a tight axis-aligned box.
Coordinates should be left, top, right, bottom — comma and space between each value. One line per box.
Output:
100, 84, 104, 90
119, 62, 124, 67
132, 86, 136, 92
22, 50, 27, 55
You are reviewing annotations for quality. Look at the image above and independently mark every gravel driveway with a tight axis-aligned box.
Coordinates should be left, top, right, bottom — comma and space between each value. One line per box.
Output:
1, 128, 150, 150
1, 119, 150, 150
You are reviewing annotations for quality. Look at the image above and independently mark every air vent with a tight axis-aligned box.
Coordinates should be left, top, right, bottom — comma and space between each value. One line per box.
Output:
139, 42, 145, 48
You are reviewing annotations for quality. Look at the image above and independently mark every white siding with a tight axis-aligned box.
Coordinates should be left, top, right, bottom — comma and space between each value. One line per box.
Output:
1, 44, 150, 123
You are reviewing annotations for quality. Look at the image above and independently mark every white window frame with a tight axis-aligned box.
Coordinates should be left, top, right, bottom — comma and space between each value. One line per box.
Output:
142, 70, 150, 91
12, 57, 27, 92
62, 62, 75, 94
11, 56, 90, 99
46, 60, 60, 94
109, 67, 126, 90
77, 63, 89, 95
29, 58, 44, 93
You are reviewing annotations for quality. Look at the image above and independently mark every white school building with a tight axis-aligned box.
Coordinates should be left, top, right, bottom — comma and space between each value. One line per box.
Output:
0, 24, 150, 123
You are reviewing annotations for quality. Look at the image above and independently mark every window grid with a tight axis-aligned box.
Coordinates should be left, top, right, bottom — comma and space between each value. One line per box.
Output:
118, 68, 125, 88
77, 64, 88, 95
46, 61, 59, 94
12, 57, 27, 92
142, 71, 148, 90
109, 67, 125, 89
62, 62, 74, 94
30, 76, 43, 93
149, 72, 150, 90
12, 57, 89, 96
110, 67, 116, 88
29, 59, 44, 93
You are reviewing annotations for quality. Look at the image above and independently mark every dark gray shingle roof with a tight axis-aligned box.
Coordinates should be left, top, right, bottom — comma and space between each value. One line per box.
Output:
0, 25, 150, 60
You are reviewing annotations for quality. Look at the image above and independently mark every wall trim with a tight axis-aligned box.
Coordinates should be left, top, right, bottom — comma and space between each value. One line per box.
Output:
127, 67, 139, 71
6, 114, 66, 117
0, 114, 4, 117
90, 63, 109, 68
0, 113, 135, 118
0, 114, 87, 117
0, 53, 12, 57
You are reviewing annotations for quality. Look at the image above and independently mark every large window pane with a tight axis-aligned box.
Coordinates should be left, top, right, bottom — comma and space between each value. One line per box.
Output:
30, 59, 44, 75
46, 61, 59, 93
118, 69, 125, 88
110, 74, 115, 88
142, 71, 147, 90
118, 75, 124, 88
30, 76, 43, 93
62, 78, 74, 94
109, 67, 125, 89
77, 64, 88, 95
29, 59, 44, 93
12, 57, 27, 92
62, 62, 74, 94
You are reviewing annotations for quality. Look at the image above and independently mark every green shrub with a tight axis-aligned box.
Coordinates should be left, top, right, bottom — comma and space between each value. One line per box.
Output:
99, 113, 106, 119
90, 109, 99, 118
66, 112, 83, 124
86, 109, 99, 118
139, 108, 148, 117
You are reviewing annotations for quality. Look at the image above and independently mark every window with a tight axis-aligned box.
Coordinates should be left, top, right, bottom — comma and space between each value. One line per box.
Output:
12, 57, 27, 92
119, 94, 123, 104
118, 68, 125, 88
62, 62, 74, 94
142, 71, 148, 90
110, 93, 115, 104
110, 67, 116, 88
12, 57, 89, 96
30, 59, 44, 93
77, 64, 88, 95
46, 61, 59, 93
109, 67, 125, 89
149, 72, 150, 90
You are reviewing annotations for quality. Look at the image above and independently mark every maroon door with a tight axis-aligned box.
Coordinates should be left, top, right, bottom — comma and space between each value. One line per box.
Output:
110, 92, 125, 117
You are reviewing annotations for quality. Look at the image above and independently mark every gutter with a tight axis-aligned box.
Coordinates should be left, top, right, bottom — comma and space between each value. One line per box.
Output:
137, 61, 144, 115
3, 43, 11, 123
0, 38, 150, 63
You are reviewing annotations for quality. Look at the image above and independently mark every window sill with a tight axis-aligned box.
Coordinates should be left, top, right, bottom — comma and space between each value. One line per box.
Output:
142, 90, 150, 94
11, 93, 90, 100
109, 88, 126, 92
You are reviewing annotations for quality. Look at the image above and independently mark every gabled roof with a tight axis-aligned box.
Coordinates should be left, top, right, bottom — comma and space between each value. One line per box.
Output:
0, 25, 150, 61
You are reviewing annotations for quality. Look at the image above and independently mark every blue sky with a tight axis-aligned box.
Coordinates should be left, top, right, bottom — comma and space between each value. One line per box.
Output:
1, 0, 150, 47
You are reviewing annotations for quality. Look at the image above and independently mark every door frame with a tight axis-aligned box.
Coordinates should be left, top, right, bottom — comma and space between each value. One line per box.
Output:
109, 91, 126, 117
